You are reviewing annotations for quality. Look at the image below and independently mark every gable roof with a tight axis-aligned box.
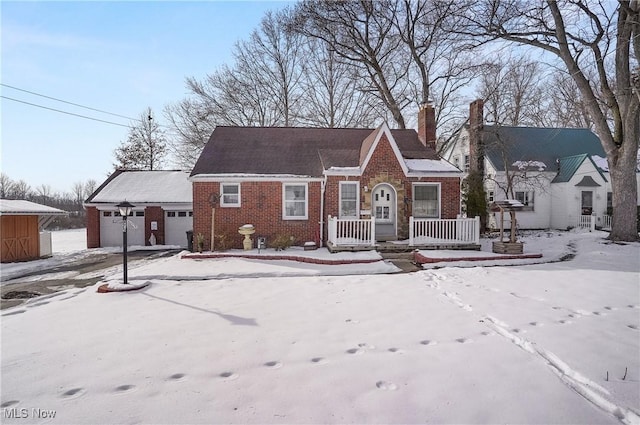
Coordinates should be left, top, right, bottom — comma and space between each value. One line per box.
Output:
190, 126, 440, 178
552, 154, 608, 183
480, 126, 605, 172
85, 170, 192, 205
0, 199, 67, 216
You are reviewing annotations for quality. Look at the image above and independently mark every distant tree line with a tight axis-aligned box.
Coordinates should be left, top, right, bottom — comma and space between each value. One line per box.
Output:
0, 173, 97, 229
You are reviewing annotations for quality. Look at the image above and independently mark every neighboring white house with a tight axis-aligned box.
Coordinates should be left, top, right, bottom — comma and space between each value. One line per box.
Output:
441, 99, 640, 231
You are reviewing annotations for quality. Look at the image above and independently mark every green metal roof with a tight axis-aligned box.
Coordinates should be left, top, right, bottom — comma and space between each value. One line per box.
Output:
551, 154, 608, 183
482, 126, 605, 174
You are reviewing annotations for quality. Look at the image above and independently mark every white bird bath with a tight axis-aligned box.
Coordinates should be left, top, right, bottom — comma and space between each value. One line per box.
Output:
238, 224, 255, 250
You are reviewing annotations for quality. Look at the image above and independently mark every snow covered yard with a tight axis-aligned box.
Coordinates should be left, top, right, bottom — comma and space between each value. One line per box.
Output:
1, 231, 639, 424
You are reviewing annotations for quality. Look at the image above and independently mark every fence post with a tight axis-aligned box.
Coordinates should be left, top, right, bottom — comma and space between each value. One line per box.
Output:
590, 213, 596, 232
474, 216, 480, 244
370, 216, 376, 245
409, 216, 414, 246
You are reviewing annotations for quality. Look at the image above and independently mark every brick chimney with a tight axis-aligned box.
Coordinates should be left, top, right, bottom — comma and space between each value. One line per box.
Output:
417, 102, 437, 150
468, 99, 484, 173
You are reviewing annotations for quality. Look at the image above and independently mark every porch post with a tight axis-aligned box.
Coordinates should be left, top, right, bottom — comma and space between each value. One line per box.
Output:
370, 216, 376, 246
409, 216, 414, 246
590, 213, 596, 232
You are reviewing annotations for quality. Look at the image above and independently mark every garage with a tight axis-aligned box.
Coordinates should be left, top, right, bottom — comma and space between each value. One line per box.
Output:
84, 170, 193, 249
99, 210, 146, 248
164, 210, 193, 247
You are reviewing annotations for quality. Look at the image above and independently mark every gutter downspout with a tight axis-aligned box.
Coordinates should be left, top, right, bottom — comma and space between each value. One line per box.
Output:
319, 175, 327, 248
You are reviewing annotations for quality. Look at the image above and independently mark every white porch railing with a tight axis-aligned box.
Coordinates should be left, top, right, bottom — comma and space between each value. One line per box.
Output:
409, 216, 480, 246
327, 215, 375, 246
578, 214, 612, 231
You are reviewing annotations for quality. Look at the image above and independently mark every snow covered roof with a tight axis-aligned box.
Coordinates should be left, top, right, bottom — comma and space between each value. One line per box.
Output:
0, 199, 67, 216
85, 170, 192, 205
405, 159, 461, 173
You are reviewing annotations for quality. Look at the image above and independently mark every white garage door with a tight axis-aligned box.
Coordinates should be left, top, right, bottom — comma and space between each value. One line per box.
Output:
164, 210, 193, 247
100, 210, 145, 247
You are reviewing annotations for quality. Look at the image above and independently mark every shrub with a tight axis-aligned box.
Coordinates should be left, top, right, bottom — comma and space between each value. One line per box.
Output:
270, 234, 295, 251
214, 232, 232, 251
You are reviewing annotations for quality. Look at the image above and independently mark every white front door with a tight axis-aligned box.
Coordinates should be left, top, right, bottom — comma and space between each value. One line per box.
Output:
371, 183, 396, 240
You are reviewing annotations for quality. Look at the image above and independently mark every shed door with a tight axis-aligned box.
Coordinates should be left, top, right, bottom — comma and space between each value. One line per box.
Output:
1, 216, 39, 262
164, 211, 193, 247
100, 211, 145, 247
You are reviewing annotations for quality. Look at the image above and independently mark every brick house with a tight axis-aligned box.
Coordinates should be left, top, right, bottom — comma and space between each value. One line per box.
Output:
190, 105, 464, 250
85, 170, 193, 248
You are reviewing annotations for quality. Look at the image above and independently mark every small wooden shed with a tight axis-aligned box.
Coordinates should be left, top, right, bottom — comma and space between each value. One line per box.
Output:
0, 200, 67, 263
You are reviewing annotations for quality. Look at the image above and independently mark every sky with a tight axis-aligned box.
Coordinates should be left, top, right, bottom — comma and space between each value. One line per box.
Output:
1, 1, 291, 194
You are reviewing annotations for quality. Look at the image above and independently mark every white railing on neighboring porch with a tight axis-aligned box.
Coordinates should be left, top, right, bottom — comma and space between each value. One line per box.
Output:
409, 216, 480, 246
577, 214, 612, 231
327, 215, 375, 246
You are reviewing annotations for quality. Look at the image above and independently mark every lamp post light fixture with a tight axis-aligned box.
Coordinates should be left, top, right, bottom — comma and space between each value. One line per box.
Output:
116, 201, 135, 285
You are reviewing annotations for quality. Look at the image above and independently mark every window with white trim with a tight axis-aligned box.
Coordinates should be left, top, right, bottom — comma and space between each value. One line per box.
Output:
283, 183, 308, 219
488, 191, 494, 202
515, 191, 534, 211
339, 182, 358, 218
413, 184, 440, 218
220, 183, 240, 207
464, 155, 470, 172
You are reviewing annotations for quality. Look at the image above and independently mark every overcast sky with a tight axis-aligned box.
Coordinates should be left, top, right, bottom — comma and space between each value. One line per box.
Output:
1, 1, 291, 194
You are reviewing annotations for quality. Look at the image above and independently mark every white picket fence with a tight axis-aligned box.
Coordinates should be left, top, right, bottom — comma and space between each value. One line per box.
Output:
409, 216, 480, 246
577, 214, 612, 231
327, 215, 376, 246
327, 215, 481, 247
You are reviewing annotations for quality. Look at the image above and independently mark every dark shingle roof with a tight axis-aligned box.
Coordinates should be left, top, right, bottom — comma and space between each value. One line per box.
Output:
190, 126, 438, 177
481, 126, 605, 172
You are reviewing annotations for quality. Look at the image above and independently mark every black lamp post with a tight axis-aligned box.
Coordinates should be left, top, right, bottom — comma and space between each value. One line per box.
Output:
116, 201, 135, 285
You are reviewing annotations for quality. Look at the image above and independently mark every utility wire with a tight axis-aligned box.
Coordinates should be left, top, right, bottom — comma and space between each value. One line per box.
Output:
0, 83, 138, 121
0, 96, 131, 128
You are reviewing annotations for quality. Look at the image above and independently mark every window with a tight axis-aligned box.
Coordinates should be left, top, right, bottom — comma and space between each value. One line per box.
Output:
606, 192, 612, 214
178, 211, 187, 217
188, 211, 193, 217
135, 211, 144, 217
464, 155, 470, 172
413, 184, 440, 218
221, 183, 241, 207
515, 191, 534, 211
581, 191, 593, 215
339, 182, 358, 218
167, 211, 176, 218
102, 211, 112, 217
453, 156, 460, 168
488, 191, 494, 203
283, 183, 308, 219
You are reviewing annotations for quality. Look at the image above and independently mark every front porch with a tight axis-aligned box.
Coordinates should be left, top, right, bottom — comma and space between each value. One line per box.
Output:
326, 215, 481, 253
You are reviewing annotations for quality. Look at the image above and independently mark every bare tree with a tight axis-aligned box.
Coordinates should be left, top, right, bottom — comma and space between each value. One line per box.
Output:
455, 0, 639, 241
546, 73, 595, 129
0, 173, 14, 199
83, 179, 97, 200
292, 0, 410, 128
11, 180, 31, 200
478, 57, 548, 126
164, 98, 216, 169
114, 107, 168, 171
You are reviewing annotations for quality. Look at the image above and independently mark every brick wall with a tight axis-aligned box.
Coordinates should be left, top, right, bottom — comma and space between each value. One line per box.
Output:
193, 181, 322, 250
145, 206, 165, 245
86, 206, 100, 248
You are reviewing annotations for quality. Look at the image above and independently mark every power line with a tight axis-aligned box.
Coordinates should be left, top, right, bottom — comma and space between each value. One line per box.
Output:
0, 83, 138, 121
0, 96, 131, 128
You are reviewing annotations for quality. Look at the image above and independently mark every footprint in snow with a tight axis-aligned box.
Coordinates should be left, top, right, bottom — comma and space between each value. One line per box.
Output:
456, 338, 472, 344
311, 357, 328, 365
114, 384, 136, 394
627, 325, 639, 331
628, 305, 640, 309
388, 347, 404, 354
358, 343, 375, 350
346, 348, 365, 355
345, 319, 360, 324
604, 306, 615, 311
529, 322, 543, 327
219, 371, 239, 381
480, 331, 495, 336
60, 388, 85, 399
1, 400, 19, 408
168, 373, 186, 381
420, 340, 437, 346
264, 361, 283, 369
558, 319, 572, 325
376, 381, 398, 391
511, 328, 526, 334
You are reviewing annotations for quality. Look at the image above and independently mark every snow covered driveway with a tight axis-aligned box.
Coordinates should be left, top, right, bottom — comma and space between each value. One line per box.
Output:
1, 232, 639, 424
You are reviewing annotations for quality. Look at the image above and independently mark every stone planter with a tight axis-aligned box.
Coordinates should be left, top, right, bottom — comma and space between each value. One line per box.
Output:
492, 241, 523, 254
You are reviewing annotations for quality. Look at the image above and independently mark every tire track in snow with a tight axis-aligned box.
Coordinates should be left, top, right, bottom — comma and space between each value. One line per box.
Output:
484, 315, 640, 425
